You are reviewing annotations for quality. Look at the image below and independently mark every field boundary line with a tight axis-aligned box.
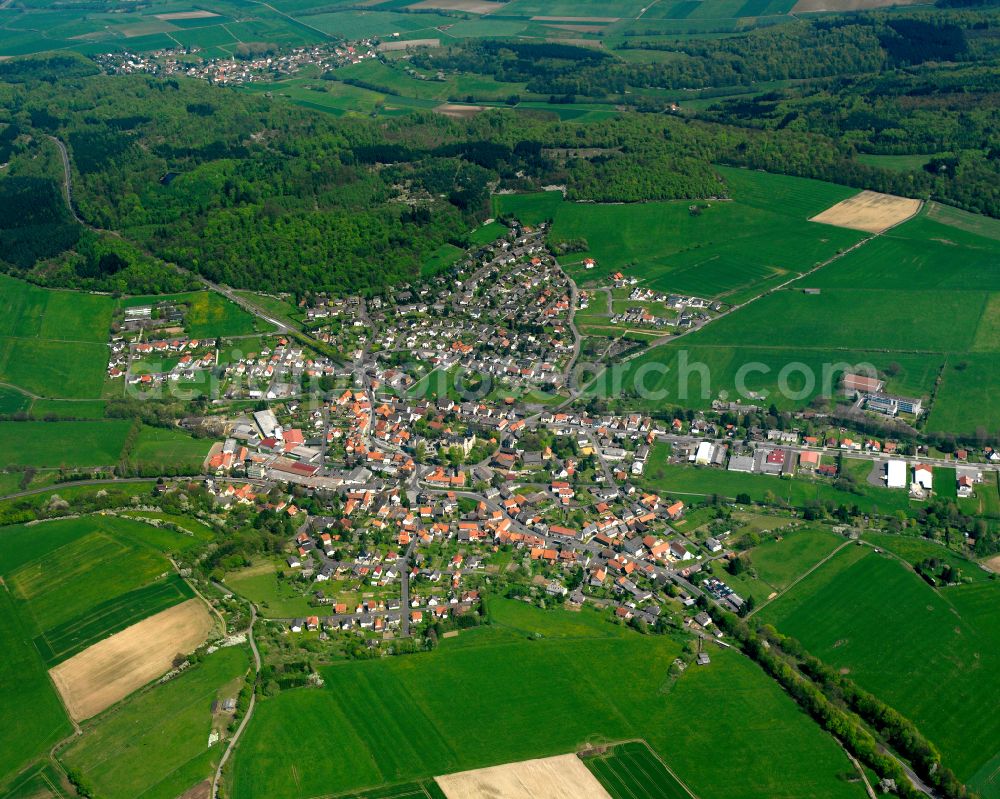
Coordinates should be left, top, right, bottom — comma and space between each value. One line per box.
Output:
748, 540, 852, 617
581, 738, 700, 799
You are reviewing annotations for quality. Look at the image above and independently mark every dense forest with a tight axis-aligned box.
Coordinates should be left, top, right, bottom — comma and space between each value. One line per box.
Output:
1, 2, 999, 295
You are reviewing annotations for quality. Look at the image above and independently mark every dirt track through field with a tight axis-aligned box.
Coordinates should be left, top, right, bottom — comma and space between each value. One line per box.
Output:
809, 190, 922, 233
436, 754, 612, 799
49, 598, 214, 721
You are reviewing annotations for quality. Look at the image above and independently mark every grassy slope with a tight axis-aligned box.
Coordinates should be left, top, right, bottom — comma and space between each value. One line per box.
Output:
0, 586, 73, 788
230, 599, 865, 799
748, 527, 845, 591
0, 274, 113, 399
132, 425, 211, 472
0, 516, 203, 647
759, 548, 1000, 784
61, 646, 250, 799
0, 420, 129, 468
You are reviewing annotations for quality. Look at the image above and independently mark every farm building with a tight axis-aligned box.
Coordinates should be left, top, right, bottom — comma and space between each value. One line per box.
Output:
694, 441, 715, 466
843, 373, 884, 394
914, 464, 933, 491
728, 454, 755, 473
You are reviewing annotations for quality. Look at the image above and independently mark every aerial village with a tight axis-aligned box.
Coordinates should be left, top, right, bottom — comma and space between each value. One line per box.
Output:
114, 220, 997, 656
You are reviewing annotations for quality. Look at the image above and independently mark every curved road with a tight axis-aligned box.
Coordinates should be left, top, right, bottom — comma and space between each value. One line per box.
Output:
48, 135, 84, 226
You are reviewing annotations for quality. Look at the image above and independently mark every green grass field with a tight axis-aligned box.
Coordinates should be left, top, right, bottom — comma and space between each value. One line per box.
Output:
132, 425, 211, 473
0, 585, 73, 788
759, 547, 1000, 787
122, 290, 264, 338
0, 762, 69, 799
6, 525, 172, 633
0, 515, 202, 647
0, 274, 113, 399
60, 646, 250, 799
0, 385, 31, 414
748, 527, 846, 591
861, 531, 987, 583
639, 446, 919, 515
585, 741, 694, 799
34, 574, 194, 666
493, 191, 565, 226
0, 420, 129, 468
692, 288, 984, 353
224, 560, 317, 618
230, 598, 865, 799
805, 213, 1000, 292
927, 353, 1000, 437
523, 169, 863, 300
594, 343, 941, 411
855, 153, 935, 173
28, 399, 106, 420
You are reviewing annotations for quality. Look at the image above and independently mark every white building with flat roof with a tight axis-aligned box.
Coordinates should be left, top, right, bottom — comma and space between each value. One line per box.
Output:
694, 441, 715, 466
886, 459, 907, 489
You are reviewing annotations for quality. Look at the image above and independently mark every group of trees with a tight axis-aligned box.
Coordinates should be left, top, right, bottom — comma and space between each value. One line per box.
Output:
2, 4, 1000, 291
716, 611, 978, 799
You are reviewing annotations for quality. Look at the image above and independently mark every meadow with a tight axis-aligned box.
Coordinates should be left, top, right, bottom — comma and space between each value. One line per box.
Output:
926, 353, 1000, 437
5, 520, 174, 633
0, 763, 69, 799
759, 547, 1000, 787
0, 386, 31, 414
28, 399, 106, 420
122, 290, 264, 338
224, 559, 317, 617
746, 526, 846, 591
804, 212, 1000, 291
0, 586, 73, 789
60, 646, 250, 799
230, 598, 866, 799
132, 425, 212, 473
0, 420, 130, 468
34, 574, 195, 666
594, 343, 942, 411
860, 531, 986, 582
0, 515, 203, 668
492, 190, 565, 226
538, 171, 863, 300
690, 288, 984, 353
639, 453, 918, 515
0, 274, 112, 399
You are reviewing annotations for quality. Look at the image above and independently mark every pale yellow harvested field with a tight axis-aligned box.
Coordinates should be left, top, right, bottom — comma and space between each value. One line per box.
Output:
155, 10, 221, 19
435, 755, 612, 799
793, 0, 925, 12
409, 0, 507, 12
50, 599, 214, 721
809, 190, 921, 233
434, 103, 487, 118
